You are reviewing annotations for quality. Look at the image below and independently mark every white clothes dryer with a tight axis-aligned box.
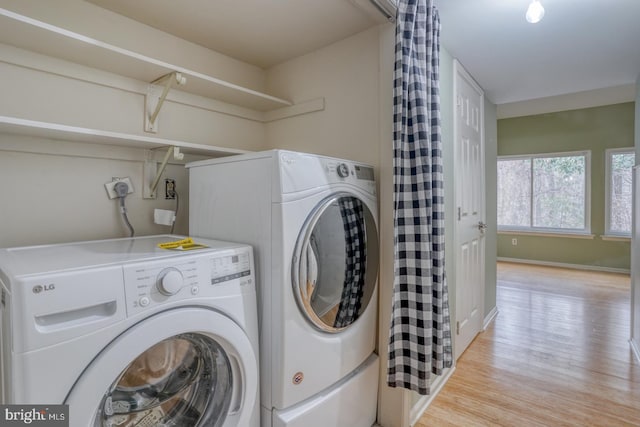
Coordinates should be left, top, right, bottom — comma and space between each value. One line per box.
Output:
0, 235, 259, 427
189, 150, 379, 427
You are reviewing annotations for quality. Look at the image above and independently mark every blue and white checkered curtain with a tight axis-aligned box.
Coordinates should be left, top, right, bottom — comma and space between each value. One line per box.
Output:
387, 0, 452, 395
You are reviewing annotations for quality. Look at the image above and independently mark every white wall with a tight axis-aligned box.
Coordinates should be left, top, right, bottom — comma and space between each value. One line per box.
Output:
0, 0, 267, 91
376, 23, 408, 427
0, 49, 266, 151
497, 84, 636, 119
0, 62, 265, 246
0, 1, 271, 247
0, 138, 190, 247
440, 47, 456, 330
265, 27, 381, 167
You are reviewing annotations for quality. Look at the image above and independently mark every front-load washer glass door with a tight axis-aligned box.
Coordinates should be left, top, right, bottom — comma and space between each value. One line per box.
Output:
95, 333, 231, 427
65, 308, 258, 427
292, 193, 379, 333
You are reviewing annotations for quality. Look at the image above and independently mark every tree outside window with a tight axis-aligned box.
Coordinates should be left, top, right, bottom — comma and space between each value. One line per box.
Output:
498, 152, 590, 233
606, 149, 635, 236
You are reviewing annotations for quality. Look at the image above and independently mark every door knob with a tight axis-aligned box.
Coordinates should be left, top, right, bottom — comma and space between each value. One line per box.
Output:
477, 222, 487, 233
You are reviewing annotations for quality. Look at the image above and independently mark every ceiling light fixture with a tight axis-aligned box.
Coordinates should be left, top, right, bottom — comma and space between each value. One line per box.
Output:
526, 0, 545, 24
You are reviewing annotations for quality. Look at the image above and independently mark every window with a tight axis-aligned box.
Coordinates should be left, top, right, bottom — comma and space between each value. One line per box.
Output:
498, 151, 590, 233
606, 148, 635, 236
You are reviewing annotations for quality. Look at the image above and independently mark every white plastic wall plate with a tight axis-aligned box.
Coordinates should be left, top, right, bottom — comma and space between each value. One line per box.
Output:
104, 177, 134, 199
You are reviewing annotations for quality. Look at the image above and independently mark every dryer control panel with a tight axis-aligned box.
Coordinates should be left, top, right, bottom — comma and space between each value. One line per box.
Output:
279, 151, 377, 197
123, 247, 253, 316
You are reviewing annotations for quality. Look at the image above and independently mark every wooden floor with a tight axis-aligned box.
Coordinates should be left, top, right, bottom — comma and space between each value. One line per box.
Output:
417, 262, 640, 426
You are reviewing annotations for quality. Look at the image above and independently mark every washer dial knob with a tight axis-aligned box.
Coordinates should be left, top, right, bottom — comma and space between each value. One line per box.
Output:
157, 268, 184, 296
337, 163, 349, 178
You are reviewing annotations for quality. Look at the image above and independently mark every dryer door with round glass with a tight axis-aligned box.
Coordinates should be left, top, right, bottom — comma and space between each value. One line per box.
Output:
293, 193, 379, 333
65, 308, 258, 427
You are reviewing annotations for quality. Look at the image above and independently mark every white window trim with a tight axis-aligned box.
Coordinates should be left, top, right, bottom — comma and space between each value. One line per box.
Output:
604, 147, 635, 238
498, 150, 591, 235
498, 230, 595, 239
601, 235, 631, 242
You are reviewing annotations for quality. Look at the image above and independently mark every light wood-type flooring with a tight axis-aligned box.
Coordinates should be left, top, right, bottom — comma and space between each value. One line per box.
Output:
417, 262, 640, 426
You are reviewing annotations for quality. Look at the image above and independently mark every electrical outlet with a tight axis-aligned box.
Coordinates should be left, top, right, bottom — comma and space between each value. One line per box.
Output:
165, 179, 176, 200
105, 177, 134, 199
512, 238, 518, 246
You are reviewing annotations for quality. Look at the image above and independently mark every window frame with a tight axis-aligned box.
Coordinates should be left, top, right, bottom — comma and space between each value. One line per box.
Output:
604, 147, 635, 238
497, 150, 591, 235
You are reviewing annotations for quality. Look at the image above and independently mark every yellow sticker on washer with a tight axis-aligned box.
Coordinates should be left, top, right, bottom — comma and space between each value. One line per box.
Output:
157, 237, 209, 251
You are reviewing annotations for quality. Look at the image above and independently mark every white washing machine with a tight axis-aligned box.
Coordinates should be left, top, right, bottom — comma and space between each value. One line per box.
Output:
188, 150, 380, 427
0, 235, 259, 427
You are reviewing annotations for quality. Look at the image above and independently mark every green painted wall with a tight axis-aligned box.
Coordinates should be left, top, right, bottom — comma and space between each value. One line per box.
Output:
497, 102, 635, 271
484, 97, 498, 316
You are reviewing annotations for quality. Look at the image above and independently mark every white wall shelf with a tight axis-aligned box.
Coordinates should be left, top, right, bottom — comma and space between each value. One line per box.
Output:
0, 8, 293, 112
0, 116, 248, 157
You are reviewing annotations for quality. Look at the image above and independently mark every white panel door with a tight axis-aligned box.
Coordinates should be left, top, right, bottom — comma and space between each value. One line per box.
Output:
453, 60, 485, 360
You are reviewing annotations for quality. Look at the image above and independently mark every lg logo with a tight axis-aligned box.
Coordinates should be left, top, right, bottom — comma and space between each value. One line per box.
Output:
32, 284, 55, 294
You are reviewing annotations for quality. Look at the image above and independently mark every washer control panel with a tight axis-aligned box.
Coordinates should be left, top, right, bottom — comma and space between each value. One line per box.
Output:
123, 247, 253, 316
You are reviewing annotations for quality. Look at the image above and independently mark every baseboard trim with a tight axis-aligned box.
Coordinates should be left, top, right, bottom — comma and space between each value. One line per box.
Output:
483, 307, 498, 330
497, 257, 630, 275
630, 338, 640, 364
409, 366, 456, 426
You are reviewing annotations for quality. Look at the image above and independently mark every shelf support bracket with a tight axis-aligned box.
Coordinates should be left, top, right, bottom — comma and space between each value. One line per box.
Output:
145, 72, 187, 133
143, 146, 184, 199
